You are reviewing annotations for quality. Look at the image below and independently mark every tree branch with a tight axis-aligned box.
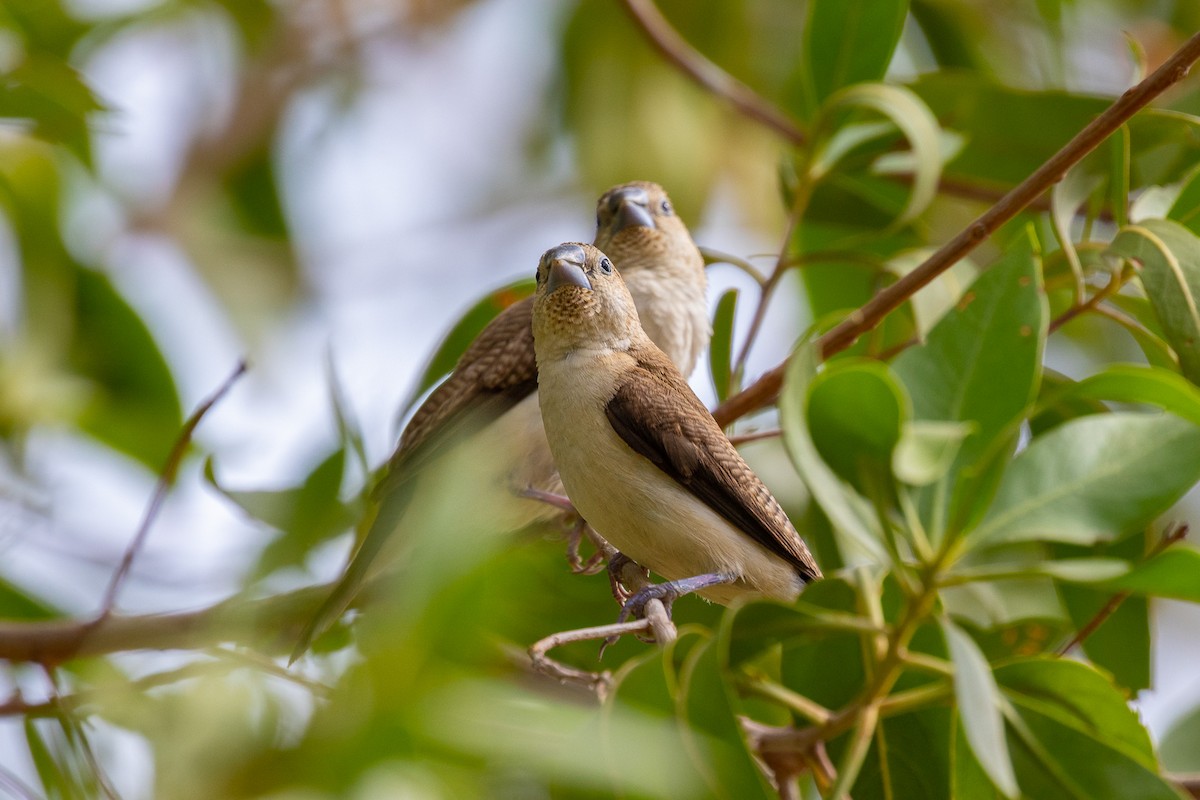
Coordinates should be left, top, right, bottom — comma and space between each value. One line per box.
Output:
619, 0, 807, 145
710, 30, 1200, 427
0, 584, 332, 666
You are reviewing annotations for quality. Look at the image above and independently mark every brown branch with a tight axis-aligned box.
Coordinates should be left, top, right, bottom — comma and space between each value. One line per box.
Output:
710, 31, 1200, 427
0, 584, 332, 666
96, 361, 247, 618
1056, 523, 1189, 656
619, 0, 807, 144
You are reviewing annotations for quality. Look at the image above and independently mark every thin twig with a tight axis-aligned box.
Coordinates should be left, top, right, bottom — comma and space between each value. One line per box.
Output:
710, 31, 1200, 427
95, 361, 248, 618
1056, 523, 1189, 656
619, 0, 807, 145
728, 428, 782, 447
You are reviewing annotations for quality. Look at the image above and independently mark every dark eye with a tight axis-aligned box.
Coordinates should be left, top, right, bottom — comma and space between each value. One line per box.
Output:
660, 199, 673, 215
599, 258, 613, 275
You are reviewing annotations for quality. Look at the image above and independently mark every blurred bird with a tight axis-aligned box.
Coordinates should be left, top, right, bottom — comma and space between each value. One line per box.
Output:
532, 242, 821, 618
292, 182, 707, 660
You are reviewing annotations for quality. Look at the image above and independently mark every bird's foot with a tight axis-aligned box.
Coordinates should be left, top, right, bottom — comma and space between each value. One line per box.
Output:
606, 551, 647, 605
565, 519, 606, 575
600, 572, 735, 655
519, 486, 577, 513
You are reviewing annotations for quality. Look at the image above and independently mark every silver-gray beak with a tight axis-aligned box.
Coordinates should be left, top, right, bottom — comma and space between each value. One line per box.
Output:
610, 186, 655, 232
545, 244, 591, 293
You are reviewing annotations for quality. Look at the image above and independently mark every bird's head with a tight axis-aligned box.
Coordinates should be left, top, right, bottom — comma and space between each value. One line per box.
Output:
593, 182, 701, 277
532, 242, 644, 360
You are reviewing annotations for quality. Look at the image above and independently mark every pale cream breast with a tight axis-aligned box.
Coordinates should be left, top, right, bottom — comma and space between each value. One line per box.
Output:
537, 352, 801, 605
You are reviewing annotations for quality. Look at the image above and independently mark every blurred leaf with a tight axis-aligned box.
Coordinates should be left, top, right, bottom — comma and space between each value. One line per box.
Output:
777, 578, 868, 711
780, 342, 886, 564
679, 637, 774, 798
972, 413, 1200, 546
1109, 218, 1200, 385
205, 449, 359, 577
0, 52, 101, 163
398, 280, 535, 418
1160, 705, 1200, 772
709, 288, 737, 401
855, 708, 954, 800
1049, 168, 1104, 297
1167, 162, 1200, 234
813, 83, 943, 227
892, 419, 972, 486
1103, 294, 1179, 372
941, 619, 1019, 798
808, 358, 907, 488
795, 0, 908, 118
68, 267, 183, 471
225, 147, 288, 239
0, 575, 60, 619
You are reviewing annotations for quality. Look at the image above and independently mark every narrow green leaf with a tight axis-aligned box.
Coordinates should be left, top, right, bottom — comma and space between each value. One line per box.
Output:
779, 342, 886, 563
68, 266, 183, 471
815, 83, 942, 226
1038, 364, 1200, 427
1109, 219, 1200, 384
972, 413, 1200, 546
708, 288, 737, 402
798, 0, 909, 117
1103, 546, 1200, 602
941, 619, 1019, 798
399, 279, 535, 417
1167, 162, 1200, 235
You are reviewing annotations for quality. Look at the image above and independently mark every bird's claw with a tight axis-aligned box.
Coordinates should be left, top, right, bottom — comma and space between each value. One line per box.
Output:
599, 581, 679, 656
565, 519, 606, 575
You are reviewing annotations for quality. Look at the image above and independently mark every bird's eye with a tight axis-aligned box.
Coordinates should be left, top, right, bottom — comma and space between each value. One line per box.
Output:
660, 199, 673, 215
599, 258, 613, 275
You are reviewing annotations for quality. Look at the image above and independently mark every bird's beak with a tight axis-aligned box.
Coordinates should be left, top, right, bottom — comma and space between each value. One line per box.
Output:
610, 186, 655, 233
545, 245, 592, 293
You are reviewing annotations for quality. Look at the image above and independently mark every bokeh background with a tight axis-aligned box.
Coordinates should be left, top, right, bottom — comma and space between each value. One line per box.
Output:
3, 0, 1200, 797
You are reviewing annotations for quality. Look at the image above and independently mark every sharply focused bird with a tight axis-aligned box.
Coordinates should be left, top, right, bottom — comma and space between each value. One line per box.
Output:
292, 183, 708, 659
532, 242, 821, 615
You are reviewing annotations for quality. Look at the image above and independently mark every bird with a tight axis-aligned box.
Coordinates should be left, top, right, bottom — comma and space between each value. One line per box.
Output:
291, 182, 708, 660
531, 242, 821, 617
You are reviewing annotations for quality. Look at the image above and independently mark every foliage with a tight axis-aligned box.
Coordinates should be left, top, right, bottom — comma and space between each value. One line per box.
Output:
2, 0, 1200, 798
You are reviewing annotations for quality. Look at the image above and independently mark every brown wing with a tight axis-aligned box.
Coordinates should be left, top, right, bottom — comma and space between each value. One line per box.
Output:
604, 347, 821, 581
374, 296, 538, 497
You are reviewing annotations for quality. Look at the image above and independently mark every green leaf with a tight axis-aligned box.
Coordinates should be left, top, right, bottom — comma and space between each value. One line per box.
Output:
0, 52, 101, 163
813, 83, 943, 226
1038, 364, 1200, 427
996, 659, 1168, 798
68, 267, 183, 471
398, 279, 535, 418
1104, 546, 1200, 602
780, 342, 886, 563
679, 637, 775, 799
941, 619, 1018, 798
206, 449, 359, 577
1109, 219, 1200, 384
972, 413, 1200, 546
892, 420, 973, 486
0, 575, 60, 620
797, 0, 908, 117
1160, 704, 1200, 772
709, 288, 737, 401
1167, 162, 1200, 235
807, 358, 908, 487
893, 231, 1047, 530
887, 248, 977, 339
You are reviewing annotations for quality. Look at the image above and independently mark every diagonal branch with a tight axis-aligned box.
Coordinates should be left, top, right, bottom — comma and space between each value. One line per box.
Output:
619, 0, 807, 144
711, 30, 1200, 427
96, 361, 248, 618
